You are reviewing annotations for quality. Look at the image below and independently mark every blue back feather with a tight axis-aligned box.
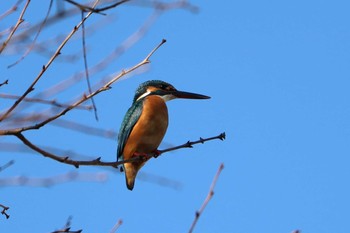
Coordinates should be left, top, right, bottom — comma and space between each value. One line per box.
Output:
117, 100, 143, 161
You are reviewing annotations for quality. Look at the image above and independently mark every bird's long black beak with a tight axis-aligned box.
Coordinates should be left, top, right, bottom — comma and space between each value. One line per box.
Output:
171, 90, 210, 99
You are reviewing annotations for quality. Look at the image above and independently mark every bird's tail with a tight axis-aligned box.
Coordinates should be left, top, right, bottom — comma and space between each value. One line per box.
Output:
124, 162, 144, 190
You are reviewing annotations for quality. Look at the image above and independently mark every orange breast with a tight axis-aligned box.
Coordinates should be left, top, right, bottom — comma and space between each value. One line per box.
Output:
123, 95, 169, 158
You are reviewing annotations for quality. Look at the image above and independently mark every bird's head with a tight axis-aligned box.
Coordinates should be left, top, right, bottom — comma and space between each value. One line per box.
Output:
133, 80, 210, 103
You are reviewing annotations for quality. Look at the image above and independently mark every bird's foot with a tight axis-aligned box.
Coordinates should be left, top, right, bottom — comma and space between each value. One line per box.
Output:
132, 152, 150, 161
153, 149, 161, 158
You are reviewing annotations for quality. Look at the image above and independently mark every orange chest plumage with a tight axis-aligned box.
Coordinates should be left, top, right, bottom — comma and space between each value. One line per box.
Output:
122, 95, 168, 158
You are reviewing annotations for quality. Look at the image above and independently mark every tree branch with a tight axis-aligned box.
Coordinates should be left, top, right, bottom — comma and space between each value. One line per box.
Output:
14, 132, 225, 168
0, 204, 10, 219
0, 0, 24, 21
0, 171, 107, 187
65, 0, 129, 15
0, 0, 101, 122
8, 0, 54, 68
0, 93, 92, 110
51, 216, 82, 233
0, 0, 30, 54
0, 39, 166, 135
81, 10, 98, 120
0, 160, 15, 173
157, 132, 226, 156
0, 79, 9, 87
188, 163, 224, 233
110, 219, 123, 233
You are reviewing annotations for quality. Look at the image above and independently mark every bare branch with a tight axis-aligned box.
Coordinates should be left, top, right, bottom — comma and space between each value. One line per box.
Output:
0, 39, 166, 135
81, 10, 98, 120
37, 9, 161, 99
0, 0, 30, 54
0, 0, 101, 122
51, 216, 82, 233
65, 0, 129, 14
0, 160, 15, 173
109, 219, 123, 233
51, 229, 82, 233
157, 132, 226, 156
8, 0, 54, 68
0, 80, 9, 87
0, 0, 24, 21
0, 171, 107, 187
13, 132, 224, 168
188, 163, 224, 233
0, 204, 10, 219
0, 93, 92, 110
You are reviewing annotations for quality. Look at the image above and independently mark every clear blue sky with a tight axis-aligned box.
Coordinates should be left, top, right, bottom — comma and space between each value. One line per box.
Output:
1, 0, 350, 232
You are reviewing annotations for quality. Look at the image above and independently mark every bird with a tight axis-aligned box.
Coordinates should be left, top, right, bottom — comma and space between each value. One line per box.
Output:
117, 80, 210, 190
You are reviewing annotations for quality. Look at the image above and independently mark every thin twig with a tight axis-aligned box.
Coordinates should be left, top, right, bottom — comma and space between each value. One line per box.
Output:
0, 204, 10, 219
0, 39, 166, 135
0, 0, 101, 122
0, 0, 30, 54
36, 10, 161, 99
109, 219, 123, 233
0, 171, 107, 187
8, 0, 54, 68
14, 132, 225, 168
0, 80, 9, 87
81, 10, 98, 120
0, 93, 92, 110
0, 160, 15, 172
51, 229, 82, 233
0, 0, 24, 21
157, 132, 226, 155
51, 216, 82, 233
65, 0, 129, 14
188, 163, 224, 233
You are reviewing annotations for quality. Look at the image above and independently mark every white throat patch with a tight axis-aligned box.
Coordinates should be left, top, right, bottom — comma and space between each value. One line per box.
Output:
160, 94, 175, 102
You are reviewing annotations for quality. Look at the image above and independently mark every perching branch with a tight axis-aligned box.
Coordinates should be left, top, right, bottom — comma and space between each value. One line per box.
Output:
188, 163, 224, 233
0, 204, 10, 219
14, 132, 225, 168
0, 0, 30, 54
157, 132, 226, 156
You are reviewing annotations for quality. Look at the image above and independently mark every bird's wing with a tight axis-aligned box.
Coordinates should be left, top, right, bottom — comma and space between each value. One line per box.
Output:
117, 100, 143, 161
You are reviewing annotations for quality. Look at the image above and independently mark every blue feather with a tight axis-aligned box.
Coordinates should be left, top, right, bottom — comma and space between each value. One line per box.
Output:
117, 99, 143, 161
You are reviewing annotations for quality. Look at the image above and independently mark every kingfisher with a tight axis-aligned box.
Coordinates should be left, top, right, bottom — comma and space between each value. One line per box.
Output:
117, 80, 210, 190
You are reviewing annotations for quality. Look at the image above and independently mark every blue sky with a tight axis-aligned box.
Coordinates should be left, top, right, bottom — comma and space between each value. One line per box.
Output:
1, 0, 350, 232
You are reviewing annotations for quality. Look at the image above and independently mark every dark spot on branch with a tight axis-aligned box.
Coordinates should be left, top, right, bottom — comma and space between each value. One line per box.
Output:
195, 211, 200, 218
